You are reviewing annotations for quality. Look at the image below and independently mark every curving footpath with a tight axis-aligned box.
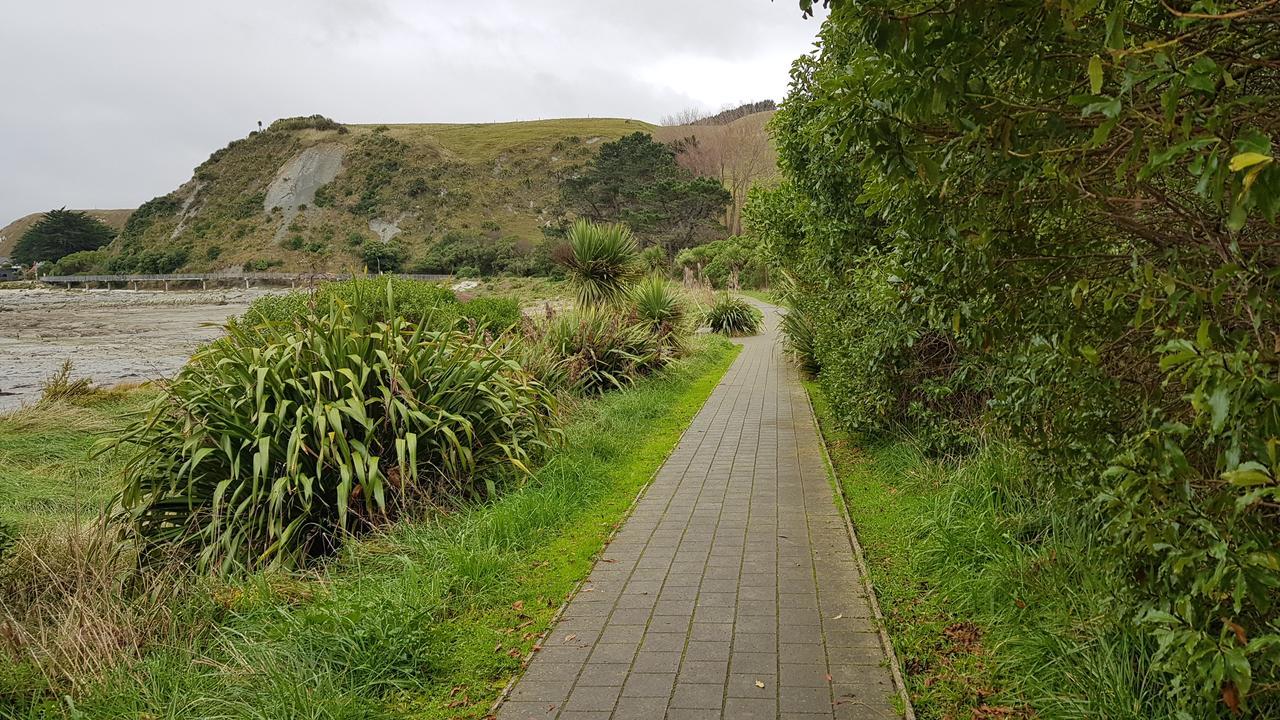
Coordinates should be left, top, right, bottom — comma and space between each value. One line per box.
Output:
495, 301, 906, 720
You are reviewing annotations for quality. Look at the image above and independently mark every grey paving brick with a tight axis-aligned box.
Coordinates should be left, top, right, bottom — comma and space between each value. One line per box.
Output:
495, 302, 903, 719
730, 651, 777, 675
590, 643, 639, 665
782, 685, 834, 714
669, 683, 724, 709
727, 672, 776, 697
563, 685, 621, 713
678, 658, 728, 685
632, 651, 682, 674
724, 696, 779, 720
578, 663, 631, 687
620, 672, 676, 698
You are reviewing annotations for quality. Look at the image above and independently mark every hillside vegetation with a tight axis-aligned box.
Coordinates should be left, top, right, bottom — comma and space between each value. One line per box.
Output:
63, 117, 657, 274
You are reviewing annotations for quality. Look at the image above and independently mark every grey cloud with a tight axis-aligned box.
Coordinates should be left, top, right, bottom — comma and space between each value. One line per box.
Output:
0, 0, 821, 221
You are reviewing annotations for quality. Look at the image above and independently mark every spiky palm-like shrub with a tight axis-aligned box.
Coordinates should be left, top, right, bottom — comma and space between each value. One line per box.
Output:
562, 220, 641, 308
781, 307, 819, 375
105, 300, 559, 574
532, 309, 665, 395
704, 295, 763, 336
630, 275, 689, 348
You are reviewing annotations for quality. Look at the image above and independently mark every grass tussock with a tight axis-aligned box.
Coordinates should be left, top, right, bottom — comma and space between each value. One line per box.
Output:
0, 521, 203, 698
703, 293, 762, 336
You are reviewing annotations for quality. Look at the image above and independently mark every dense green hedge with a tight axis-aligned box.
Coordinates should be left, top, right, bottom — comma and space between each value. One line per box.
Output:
760, 1, 1278, 715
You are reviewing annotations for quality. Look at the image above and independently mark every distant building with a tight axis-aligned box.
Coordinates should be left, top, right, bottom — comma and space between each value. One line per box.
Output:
0, 265, 23, 281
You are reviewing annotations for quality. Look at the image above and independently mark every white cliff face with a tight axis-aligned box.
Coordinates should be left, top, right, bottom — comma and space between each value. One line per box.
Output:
368, 218, 402, 243
264, 144, 346, 243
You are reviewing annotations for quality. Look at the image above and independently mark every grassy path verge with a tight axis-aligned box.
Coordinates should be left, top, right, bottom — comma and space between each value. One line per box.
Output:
805, 383, 1175, 720
3, 337, 738, 719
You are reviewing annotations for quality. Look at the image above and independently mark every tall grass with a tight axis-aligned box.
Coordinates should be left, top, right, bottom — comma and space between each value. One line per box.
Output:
809, 387, 1176, 719
0, 523, 204, 702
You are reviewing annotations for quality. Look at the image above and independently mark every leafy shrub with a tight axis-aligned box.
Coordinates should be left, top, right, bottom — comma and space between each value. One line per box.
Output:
46, 249, 107, 276
106, 247, 190, 274
361, 240, 406, 273
703, 295, 761, 336
765, 2, 1280, 713
460, 296, 522, 333
267, 115, 347, 133
526, 309, 665, 395
413, 231, 555, 277
106, 299, 559, 574
242, 258, 284, 272
676, 235, 769, 290
561, 220, 641, 307
235, 278, 460, 333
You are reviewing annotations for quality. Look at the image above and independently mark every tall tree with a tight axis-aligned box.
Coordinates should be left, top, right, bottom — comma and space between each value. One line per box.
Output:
12, 209, 117, 265
661, 112, 778, 235
560, 132, 730, 254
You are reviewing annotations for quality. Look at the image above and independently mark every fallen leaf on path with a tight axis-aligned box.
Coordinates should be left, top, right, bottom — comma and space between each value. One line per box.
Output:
755, 680, 765, 688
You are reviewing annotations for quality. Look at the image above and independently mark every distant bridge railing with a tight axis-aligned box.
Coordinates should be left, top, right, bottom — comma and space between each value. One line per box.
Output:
37, 272, 452, 288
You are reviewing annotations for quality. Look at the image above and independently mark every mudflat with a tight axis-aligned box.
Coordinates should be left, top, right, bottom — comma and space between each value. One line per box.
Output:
0, 288, 279, 412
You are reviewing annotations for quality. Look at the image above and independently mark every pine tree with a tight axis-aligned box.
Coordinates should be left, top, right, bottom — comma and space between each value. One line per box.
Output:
13, 209, 116, 265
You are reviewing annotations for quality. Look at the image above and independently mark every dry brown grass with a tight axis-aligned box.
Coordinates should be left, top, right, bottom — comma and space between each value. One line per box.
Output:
0, 519, 201, 693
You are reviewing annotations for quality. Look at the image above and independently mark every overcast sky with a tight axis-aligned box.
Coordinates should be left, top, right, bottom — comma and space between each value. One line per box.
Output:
0, 0, 823, 222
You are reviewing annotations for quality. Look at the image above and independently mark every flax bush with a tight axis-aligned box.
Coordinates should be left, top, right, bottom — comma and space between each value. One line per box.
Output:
703, 294, 762, 337
104, 295, 559, 574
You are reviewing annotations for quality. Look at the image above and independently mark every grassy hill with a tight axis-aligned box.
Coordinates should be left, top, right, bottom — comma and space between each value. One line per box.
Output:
68, 117, 657, 274
0, 209, 133, 259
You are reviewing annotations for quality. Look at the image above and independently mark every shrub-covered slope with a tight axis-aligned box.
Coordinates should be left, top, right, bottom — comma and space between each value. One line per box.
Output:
65, 117, 657, 274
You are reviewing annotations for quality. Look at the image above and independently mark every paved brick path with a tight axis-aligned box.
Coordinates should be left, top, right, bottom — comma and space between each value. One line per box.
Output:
495, 303, 903, 720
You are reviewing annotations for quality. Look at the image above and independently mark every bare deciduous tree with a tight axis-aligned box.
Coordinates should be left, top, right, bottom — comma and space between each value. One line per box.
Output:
656, 112, 777, 235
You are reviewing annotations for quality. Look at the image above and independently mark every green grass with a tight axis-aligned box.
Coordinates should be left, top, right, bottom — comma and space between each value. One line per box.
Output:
735, 289, 778, 304
458, 276, 570, 307
0, 392, 151, 531
2, 336, 738, 719
386, 119, 656, 163
806, 383, 1176, 720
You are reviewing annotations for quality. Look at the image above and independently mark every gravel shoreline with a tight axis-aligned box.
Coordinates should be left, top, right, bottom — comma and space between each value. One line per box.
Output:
0, 288, 284, 412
